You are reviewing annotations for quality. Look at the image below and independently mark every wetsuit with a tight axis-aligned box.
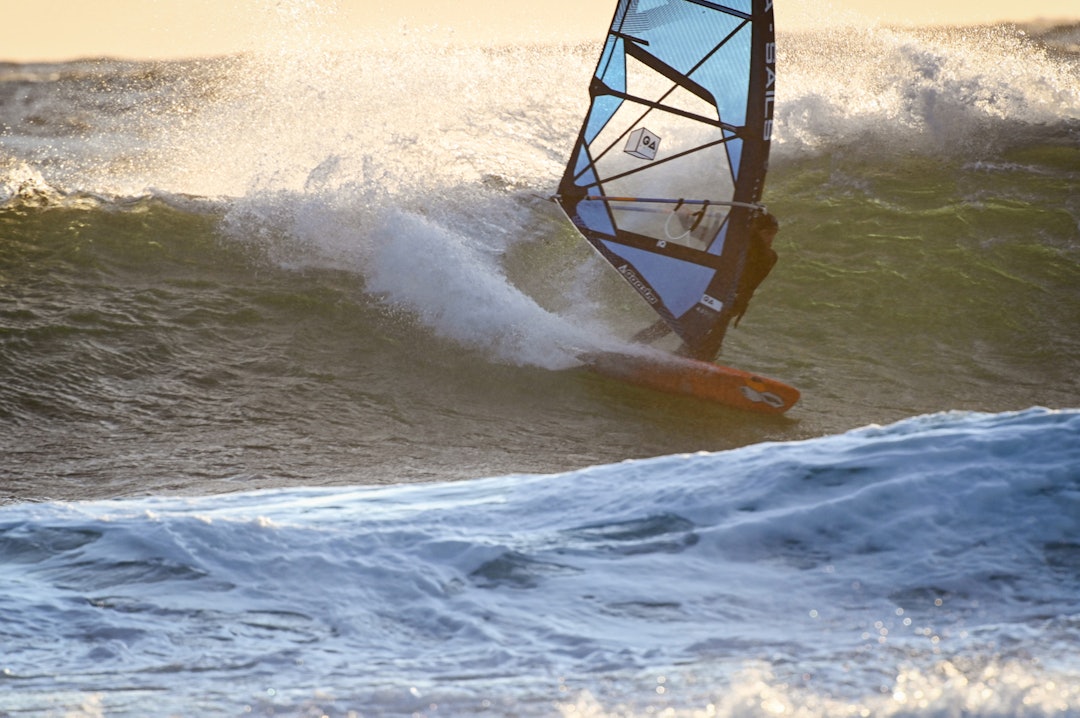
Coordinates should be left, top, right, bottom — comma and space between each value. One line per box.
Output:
732, 237, 777, 327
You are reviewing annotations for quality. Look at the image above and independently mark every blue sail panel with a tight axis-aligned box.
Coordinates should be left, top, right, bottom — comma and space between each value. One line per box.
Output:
601, 241, 717, 318
578, 196, 617, 237
557, 0, 776, 360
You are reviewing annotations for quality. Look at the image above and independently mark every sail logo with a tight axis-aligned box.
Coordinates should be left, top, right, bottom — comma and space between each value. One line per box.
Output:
764, 39, 776, 141
625, 127, 661, 161
617, 264, 659, 305
700, 294, 724, 313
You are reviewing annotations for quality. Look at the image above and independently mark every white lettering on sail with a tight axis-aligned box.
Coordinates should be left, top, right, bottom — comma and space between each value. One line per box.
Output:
617, 265, 659, 305
764, 33, 776, 139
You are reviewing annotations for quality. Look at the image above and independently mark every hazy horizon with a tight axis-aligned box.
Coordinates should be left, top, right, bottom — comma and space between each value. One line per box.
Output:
3, 0, 1078, 63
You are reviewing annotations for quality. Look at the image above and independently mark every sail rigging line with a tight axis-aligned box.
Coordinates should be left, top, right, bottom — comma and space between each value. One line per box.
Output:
588, 85, 739, 132
663, 198, 709, 240
573, 19, 751, 186
587, 225, 733, 270
586, 196, 766, 211
622, 34, 728, 106
574, 135, 735, 190
611, 30, 650, 46
682, 0, 753, 19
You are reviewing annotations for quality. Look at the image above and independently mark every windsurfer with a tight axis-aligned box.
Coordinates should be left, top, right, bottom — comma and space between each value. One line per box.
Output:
731, 211, 779, 327
632, 210, 780, 354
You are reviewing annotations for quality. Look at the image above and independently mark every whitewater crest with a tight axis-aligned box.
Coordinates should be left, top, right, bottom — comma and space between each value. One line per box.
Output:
1, 409, 1079, 715
0, 160, 71, 207
776, 23, 1080, 155
3, 8, 1080, 713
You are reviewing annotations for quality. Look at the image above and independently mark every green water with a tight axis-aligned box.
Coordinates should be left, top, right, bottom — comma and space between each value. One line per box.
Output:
2, 29, 1078, 500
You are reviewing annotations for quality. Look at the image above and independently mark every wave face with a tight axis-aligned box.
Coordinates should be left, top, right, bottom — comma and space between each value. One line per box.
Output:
1, 14, 1079, 715
1, 408, 1079, 715
2, 22, 1078, 499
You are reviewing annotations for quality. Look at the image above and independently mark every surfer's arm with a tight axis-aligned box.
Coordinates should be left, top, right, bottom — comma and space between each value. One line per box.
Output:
731, 296, 753, 327
731, 251, 777, 327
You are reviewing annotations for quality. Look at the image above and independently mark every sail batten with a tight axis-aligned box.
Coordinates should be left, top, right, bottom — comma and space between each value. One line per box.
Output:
557, 0, 775, 361
577, 136, 737, 188
584, 87, 740, 132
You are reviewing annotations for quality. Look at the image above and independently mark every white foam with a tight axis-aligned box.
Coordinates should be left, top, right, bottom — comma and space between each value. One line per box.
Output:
2, 408, 1078, 716
775, 24, 1080, 156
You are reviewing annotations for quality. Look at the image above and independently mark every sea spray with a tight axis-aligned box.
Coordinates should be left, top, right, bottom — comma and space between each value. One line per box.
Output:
2, 16, 1078, 488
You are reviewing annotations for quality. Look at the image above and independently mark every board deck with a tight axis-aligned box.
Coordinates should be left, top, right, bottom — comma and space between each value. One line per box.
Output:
583, 351, 800, 415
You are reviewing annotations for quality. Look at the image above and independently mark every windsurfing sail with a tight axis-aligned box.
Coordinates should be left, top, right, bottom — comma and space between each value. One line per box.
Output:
555, 0, 776, 361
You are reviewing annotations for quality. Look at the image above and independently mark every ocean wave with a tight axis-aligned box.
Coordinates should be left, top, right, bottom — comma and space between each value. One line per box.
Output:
4, 17, 1079, 717
2, 408, 1078, 715
2, 16, 1078, 495
3, 24, 1077, 201
775, 24, 1080, 157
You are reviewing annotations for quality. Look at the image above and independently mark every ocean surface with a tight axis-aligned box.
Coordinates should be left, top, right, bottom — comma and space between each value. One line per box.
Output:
2, 12, 1079, 717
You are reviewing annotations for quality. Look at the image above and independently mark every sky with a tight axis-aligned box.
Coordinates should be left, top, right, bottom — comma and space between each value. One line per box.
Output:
3, 0, 1078, 62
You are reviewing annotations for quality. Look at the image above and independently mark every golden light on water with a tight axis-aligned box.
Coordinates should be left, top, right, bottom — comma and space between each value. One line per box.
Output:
3, 0, 1078, 62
